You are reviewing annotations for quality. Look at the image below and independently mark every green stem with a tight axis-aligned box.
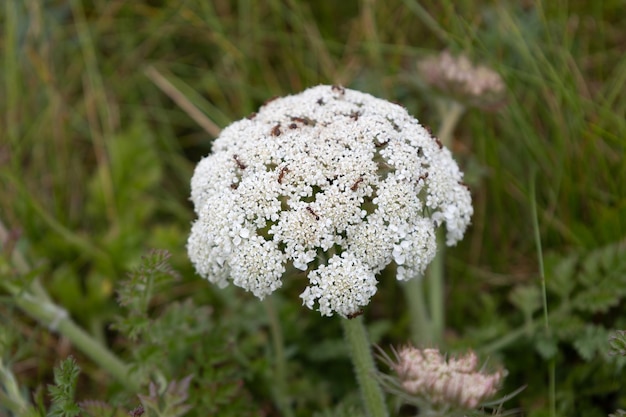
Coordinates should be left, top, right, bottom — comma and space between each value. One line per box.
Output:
264, 298, 294, 417
403, 277, 432, 345
421, 99, 465, 346
437, 100, 465, 149
427, 231, 445, 345
0, 220, 139, 391
341, 316, 388, 417
11, 289, 141, 392
0, 358, 37, 417
530, 173, 555, 417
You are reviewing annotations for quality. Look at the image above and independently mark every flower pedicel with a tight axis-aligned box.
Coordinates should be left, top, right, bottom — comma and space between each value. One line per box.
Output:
188, 85, 472, 317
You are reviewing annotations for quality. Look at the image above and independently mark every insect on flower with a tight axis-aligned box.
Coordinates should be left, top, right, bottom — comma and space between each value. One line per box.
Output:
331, 84, 345, 94
277, 166, 290, 184
347, 310, 363, 319
187, 85, 473, 317
351, 177, 364, 191
306, 206, 320, 221
233, 154, 247, 170
375, 138, 390, 148
290, 116, 315, 126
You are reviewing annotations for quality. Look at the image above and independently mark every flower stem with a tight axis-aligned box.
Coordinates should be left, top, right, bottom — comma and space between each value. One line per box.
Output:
11, 288, 141, 392
0, 220, 140, 392
403, 278, 432, 345
436, 100, 465, 149
422, 99, 465, 345
341, 316, 389, 417
427, 231, 445, 344
264, 297, 294, 417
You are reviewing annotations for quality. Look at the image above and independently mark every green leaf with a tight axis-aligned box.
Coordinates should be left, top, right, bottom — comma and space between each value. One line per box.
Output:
47, 356, 81, 417
571, 283, 624, 314
534, 334, 558, 360
508, 284, 542, 319
572, 325, 609, 361
546, 252, 577, 299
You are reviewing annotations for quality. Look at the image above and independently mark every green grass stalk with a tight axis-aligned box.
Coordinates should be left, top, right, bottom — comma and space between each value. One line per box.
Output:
530, 172, 556, 417
341, 316, 389, 417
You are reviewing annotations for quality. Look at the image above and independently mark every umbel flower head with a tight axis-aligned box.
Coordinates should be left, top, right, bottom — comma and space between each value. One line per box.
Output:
417, 50, 505, 109
188, 85, 472, 317
390, 346, 505, 410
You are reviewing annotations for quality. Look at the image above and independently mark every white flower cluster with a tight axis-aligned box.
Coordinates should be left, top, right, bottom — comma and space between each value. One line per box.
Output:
188, 85, 472, 317
392, 347, 504, 409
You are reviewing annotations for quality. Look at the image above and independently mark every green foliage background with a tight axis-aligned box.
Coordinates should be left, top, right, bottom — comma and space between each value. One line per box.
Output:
1, 0, 625, 416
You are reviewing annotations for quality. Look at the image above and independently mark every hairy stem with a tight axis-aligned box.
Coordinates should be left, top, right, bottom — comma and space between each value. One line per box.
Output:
427, 232, 446, 344
264, 298, 294, 417
341, 316, 389, 417
0, 220, 140, 392
10, 288, 141, 392
403, 278, 432, 345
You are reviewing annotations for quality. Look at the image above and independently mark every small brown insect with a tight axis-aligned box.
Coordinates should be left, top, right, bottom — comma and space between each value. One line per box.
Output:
263, 96, 279, 106
347, 310, 363, 319
331, 84, 345, 94
424, 124, 433, 135
434, 137, 443, 149
233, 154, 246, 170
306, 206, 320, 221
289, 123, 298, 129
230, 183, 239, 190
277, 166, 290, 184
350, 111, 360, 121
375, 138, 390, 148
246, 112, 257, 120
350, 177, 364, 191
271, 124, 281, 136
418, 172, 429, 182
290, 116, 314, 126
316, 98, 325, 106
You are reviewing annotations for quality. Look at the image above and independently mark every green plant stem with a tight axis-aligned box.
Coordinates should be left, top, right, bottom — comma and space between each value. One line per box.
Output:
530, 173, 555, 417
427, 231, 445, 344
0, 358, 37, 416
437, 100, 465, 149
10, 288, 141, 392
264, 298, 294, 417
419, 99, 465, 345
403, 278, 432, 345
0, 220, 140, 391
341, 316, 388, 417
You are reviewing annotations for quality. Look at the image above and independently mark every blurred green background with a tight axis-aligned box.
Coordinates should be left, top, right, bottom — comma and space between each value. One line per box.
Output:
1, 1, 625, 416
